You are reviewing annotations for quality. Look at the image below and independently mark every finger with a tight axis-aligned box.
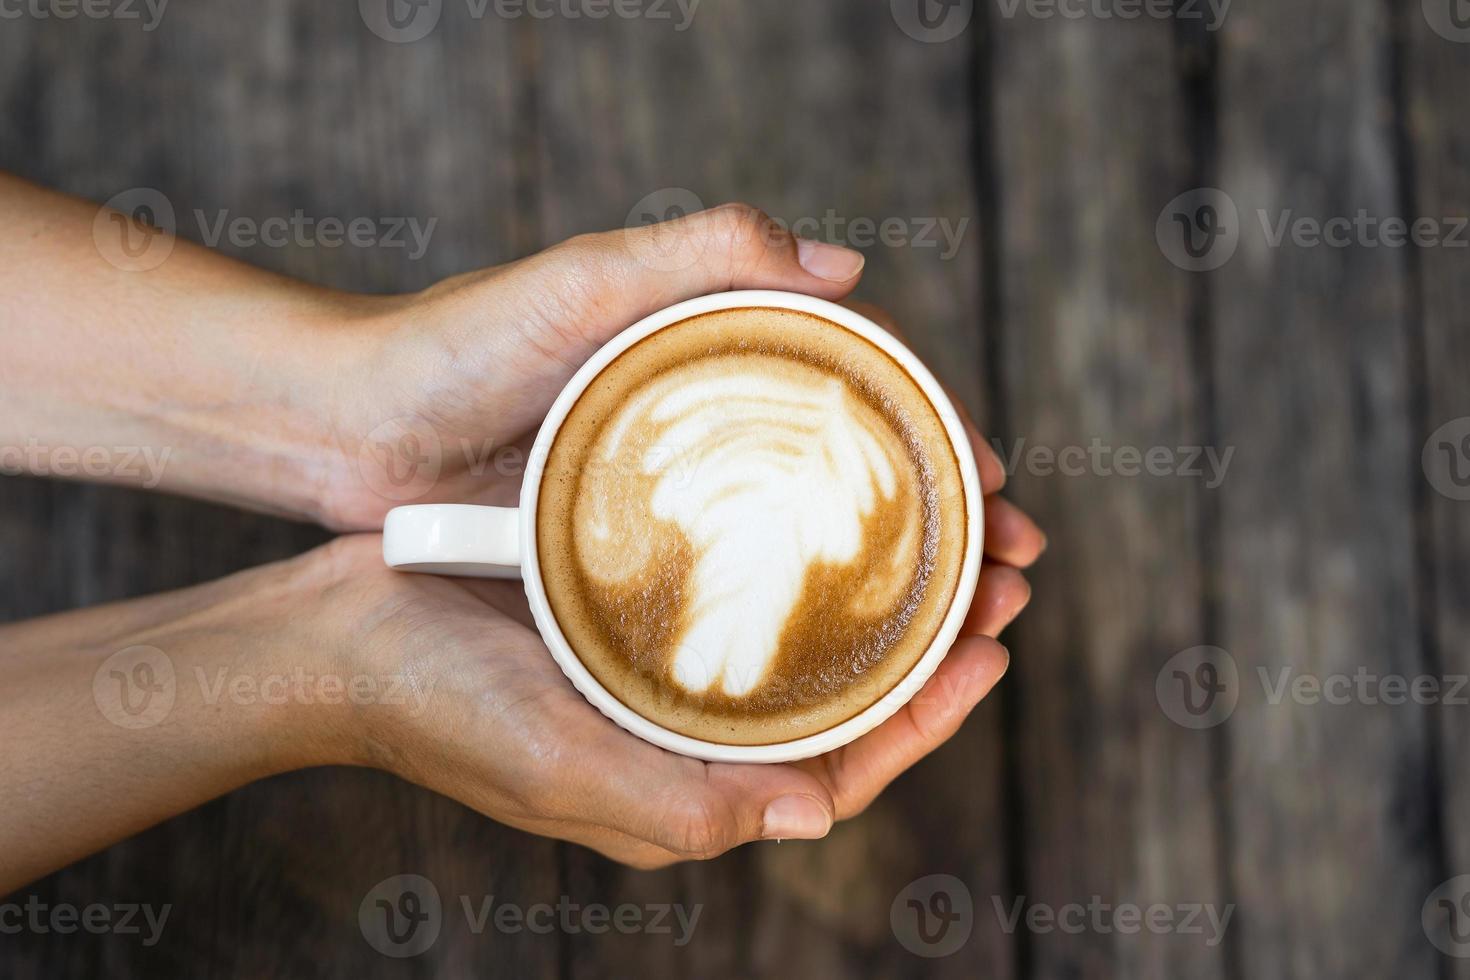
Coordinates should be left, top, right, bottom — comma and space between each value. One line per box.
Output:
932, 388, 1006, 495
984, 495, 1047, 568
807, 636, 1009, 819
518, 203, 865, 352
542, 704, 836, 860
962, 564, 1032, 638
969, 424, 1007, 495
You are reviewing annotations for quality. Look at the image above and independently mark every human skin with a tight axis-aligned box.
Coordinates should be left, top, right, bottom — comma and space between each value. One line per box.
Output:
0, 176, 1046, 889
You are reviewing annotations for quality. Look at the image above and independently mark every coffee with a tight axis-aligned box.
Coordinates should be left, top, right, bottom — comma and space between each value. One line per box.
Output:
537, 307, 967, 745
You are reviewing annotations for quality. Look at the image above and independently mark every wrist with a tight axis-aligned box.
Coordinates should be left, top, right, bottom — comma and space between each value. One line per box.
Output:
233, 291, 395, 530
306, 291, 435, 532
123, 538, 382, 775
246, 534, 429, 773
241, 535, 396, 771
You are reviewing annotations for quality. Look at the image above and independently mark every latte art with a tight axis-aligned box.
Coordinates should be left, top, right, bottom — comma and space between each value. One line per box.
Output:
538, 307, 968, 746
578, 359, 917, 697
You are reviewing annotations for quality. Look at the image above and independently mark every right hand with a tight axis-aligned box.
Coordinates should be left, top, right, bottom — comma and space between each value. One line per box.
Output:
318, 460, 1035, 868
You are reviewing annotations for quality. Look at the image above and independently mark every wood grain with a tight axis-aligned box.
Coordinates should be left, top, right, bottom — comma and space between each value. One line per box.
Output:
1211, 0, 1439, 976
0, 0, 1464, 976
984, 7, 1229, 979
1405, 0, 1470, 976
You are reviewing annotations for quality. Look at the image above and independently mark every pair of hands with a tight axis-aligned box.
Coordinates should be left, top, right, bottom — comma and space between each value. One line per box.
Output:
0, 180, 1044, 880
309, 204, 1046, 867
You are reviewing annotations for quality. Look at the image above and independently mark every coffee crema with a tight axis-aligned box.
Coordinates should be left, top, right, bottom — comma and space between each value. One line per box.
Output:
537, 307, 967, 745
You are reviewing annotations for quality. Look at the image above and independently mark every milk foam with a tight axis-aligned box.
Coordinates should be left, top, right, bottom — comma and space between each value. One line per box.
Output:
578, 358, 910, 697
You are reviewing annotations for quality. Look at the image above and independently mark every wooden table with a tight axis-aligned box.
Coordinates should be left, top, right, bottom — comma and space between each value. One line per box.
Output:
2, 1, 1466, 976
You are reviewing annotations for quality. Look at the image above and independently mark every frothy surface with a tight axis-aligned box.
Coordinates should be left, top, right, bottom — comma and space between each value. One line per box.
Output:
538, 308, 967, 745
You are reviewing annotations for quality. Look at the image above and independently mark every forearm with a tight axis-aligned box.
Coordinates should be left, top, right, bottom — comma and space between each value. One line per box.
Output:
0, 544, 361, 894
0, 173, 370, 523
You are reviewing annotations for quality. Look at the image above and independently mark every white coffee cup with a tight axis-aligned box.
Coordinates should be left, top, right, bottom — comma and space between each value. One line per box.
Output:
382, 290, 983, 763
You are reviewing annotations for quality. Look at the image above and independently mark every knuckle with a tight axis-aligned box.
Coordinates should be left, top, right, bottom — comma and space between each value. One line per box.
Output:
662, 795, 738, 860
551, 231, 615, 267
699, 203, 787, 282
836, 794, 875, 823
706, 202, 781, 245
708, 200, 763, 223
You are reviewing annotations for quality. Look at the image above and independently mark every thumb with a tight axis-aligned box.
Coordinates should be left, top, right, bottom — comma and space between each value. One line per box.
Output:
515, 202, 866, 346
634, 762, 839, 859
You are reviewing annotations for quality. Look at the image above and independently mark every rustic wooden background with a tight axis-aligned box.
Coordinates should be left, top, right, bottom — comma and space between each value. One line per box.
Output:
2, 0, 1466, 976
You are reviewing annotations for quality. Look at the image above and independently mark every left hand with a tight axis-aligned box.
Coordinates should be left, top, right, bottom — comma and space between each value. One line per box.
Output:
319, 204, 908, 529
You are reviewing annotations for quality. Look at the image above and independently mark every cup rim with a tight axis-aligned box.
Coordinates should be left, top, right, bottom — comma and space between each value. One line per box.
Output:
518, 290, 984, 763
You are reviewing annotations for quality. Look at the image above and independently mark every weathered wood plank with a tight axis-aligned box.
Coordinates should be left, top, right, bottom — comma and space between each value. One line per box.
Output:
1405, 0, 1470, 974
985, 7, 1226, 979
1210, 0, 1439, 976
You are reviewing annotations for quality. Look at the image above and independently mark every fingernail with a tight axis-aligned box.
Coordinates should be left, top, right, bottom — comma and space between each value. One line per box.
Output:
797, 238, 865, 282
762, 795, 833, 840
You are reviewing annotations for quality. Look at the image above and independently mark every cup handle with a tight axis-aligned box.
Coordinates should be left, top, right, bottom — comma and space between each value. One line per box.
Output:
383, 504, 522, 580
